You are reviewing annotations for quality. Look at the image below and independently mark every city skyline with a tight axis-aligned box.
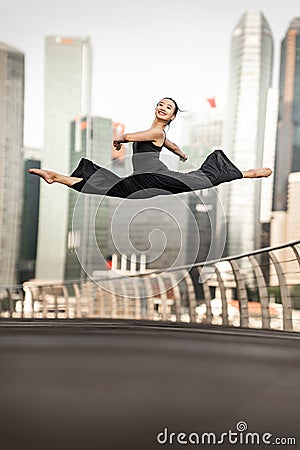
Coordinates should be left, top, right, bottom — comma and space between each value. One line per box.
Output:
0, 0, 299, 284
0, 0, 299, 151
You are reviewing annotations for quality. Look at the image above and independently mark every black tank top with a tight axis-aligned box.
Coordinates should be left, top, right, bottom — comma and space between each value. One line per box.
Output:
132, 131, 166, 154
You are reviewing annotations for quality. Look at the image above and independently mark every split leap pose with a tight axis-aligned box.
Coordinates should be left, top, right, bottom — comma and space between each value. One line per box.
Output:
29, 98, 272, 199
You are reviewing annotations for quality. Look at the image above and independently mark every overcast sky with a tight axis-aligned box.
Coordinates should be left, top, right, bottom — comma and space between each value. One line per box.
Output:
0, 0, 299, 149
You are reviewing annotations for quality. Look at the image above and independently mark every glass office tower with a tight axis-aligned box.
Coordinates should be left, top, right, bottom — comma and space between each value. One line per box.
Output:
273, 18, 300, 212
36, 36, 91, 280
184, 116, 224, 264
223, 11, 273, 255
19, 148, 42, 283
0, 42, 24, 285
65, 116, 113, 280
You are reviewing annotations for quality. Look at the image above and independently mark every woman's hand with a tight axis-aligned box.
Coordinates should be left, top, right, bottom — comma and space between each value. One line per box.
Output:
180, 153, 188, 162
113, 139, 122, 151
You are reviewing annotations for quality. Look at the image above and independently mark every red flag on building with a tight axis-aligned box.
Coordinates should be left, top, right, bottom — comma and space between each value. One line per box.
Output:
207, 97, 216, 108
106, 258, 112, 270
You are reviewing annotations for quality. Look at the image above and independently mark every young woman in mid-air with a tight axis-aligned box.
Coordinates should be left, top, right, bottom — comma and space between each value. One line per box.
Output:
28, 97, 272, 199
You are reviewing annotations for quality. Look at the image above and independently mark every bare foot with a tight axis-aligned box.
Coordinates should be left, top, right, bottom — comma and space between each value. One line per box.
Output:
28, 168, 56, 184
242, 168, 272, 179
28, 168, 83, 187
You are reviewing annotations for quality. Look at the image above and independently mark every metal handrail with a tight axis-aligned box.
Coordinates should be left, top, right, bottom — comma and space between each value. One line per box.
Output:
1, 238, 300, 333
2, 238, 296, 289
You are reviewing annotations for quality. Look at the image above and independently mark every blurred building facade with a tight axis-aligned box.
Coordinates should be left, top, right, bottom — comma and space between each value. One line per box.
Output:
223, 11, 274, 256
187, 111, 223, 165
260, 88, 279, 225
271, 172, 300, 245
36, 36, 92, 281
106, 194, 191, 270
0, 42, 24, 285
182, 111, 225, 264
19, 148, 41, 283
272, 18, 300, 213
65, 116, 126, 280
259, 87, 279, 256
270, 172, 300, 287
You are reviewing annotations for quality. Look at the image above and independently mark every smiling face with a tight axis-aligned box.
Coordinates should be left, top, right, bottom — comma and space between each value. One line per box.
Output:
155, 98, 177, 123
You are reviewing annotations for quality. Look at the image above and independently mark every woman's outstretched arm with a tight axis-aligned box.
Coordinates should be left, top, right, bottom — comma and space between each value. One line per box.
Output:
164, 138, 188, 161
113, 128, 164, 150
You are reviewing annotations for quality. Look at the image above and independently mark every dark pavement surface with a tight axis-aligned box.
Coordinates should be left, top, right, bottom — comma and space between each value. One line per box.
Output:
0, 319, 299, 450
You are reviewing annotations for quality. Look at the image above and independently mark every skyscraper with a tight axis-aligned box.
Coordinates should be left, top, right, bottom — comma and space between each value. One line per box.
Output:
36, 36, 92, 281
19, 148, 41, 283
65, 115, 115, 280
223, 11, 273, 255
0, 42, 24, 285
260, 88, 279, 224
272, 18, 300, 212
183, 113, 224, 264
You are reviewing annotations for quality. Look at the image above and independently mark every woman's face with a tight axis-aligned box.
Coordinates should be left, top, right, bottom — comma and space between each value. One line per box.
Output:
155, 98, 176, 123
